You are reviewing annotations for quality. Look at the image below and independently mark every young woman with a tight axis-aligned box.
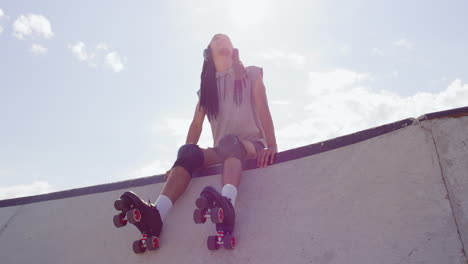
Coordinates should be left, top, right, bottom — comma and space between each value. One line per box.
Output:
119, 34, 277, 248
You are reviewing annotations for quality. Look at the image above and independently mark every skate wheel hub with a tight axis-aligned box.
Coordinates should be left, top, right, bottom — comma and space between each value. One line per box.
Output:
133, 209, 142, 222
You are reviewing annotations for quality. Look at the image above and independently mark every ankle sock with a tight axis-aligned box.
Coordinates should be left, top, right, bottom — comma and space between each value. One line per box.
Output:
221, 184, 238, 207
155, 195, 173, 221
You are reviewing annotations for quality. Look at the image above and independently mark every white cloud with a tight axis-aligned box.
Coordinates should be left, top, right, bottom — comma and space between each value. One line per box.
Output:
277, 69, 468, 151
0, 181, 56, 200
371, 48, 385, 57
257, 49, 306, 69
308, 68, 372, 96
30, 43, 47, 55
394, 38, 414, 50
13, 14, 54, 39
68, 42, 126, 72
105, 52, 125, 73
0, 25, 3, 34
68, 41, 98, 67
68, 42, 93, 61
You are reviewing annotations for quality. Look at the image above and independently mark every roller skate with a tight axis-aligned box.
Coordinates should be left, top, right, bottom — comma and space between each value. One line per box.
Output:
193, 186, 236, 250
112, 191, 163, 254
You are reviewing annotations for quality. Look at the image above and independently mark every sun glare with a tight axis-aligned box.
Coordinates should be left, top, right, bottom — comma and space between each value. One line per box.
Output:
227, 0, 269, 30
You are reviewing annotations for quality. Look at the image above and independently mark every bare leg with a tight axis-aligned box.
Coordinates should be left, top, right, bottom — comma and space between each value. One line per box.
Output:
222, 157, 243, 187
160, 166, 191, 203
222, 140, 258, 188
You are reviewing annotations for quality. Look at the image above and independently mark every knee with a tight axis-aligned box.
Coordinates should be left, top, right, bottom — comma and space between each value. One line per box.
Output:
171, 144, 204, 176
215, 135, 247, 161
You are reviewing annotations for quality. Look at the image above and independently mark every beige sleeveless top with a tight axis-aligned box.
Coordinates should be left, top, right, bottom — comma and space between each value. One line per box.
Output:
197, 65, 267, 148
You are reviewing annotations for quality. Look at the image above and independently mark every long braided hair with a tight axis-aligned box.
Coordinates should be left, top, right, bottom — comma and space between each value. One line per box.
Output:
199, 40, 247, 122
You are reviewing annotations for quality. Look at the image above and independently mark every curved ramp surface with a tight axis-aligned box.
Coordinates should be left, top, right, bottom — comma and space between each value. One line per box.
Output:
1, 106, 468, 264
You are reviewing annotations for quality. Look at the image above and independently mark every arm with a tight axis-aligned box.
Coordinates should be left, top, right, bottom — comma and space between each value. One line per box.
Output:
185, 102, 206, 145
253, 74, 278, 167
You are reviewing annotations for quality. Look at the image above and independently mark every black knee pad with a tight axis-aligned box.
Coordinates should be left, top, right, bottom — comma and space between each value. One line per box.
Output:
215, 135, 247, 161
171, 144, 204, 176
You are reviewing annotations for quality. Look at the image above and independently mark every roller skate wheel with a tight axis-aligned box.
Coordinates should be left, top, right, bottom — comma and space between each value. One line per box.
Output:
224, 234, 236, 249
113, 213, 127, 227
210, 207, 224, 224
132, 240, 146, 254
196, 196, 209, 209
193, 208, 207, 224
115, 196, 131, 211
147, 236, 160, 250
126, 208, 142, 224
207, 236, 220, 250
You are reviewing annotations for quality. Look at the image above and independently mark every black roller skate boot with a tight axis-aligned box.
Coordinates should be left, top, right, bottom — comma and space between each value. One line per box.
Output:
193, 186, 236, 250
113, 191, 163, 254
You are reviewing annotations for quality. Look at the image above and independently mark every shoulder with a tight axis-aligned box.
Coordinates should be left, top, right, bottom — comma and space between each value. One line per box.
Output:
245, 65, 263, 81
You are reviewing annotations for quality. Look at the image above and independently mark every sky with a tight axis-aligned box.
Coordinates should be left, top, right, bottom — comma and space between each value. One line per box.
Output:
1, 0, 467, 199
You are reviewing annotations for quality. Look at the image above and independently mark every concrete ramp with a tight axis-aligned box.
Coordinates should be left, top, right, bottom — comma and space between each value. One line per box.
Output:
1, 107, 468, 264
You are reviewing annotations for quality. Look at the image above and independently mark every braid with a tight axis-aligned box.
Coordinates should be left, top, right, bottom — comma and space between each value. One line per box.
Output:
232, 48, 247, 106
199, 46, 219, 121
199, 44, 248, 120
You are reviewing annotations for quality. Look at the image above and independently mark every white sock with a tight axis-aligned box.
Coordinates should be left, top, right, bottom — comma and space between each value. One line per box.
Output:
155, 195, 173, 221
221, 184, 238, 207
